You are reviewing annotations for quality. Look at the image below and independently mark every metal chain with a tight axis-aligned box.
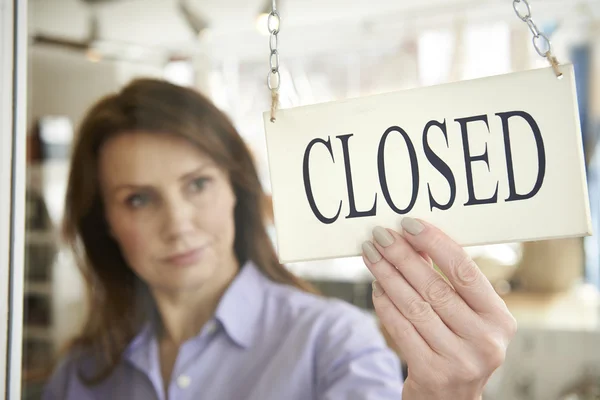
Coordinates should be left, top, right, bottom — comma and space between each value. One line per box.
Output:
267, 0, 281, 122
512, 0, 563, 78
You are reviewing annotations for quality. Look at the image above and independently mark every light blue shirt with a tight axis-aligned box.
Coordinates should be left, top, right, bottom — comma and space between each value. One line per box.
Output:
43, 262, 404, 399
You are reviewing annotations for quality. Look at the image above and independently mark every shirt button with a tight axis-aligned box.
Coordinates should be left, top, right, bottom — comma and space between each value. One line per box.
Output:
177, 375, 191, 389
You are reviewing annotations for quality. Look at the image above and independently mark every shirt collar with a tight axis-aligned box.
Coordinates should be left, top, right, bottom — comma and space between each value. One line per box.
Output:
125, 260, 267, 363
214, 261, 266, 349
123, 321, 161, 383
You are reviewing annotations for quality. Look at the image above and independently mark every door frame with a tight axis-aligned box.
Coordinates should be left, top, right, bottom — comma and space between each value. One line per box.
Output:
1, 0, 28, 398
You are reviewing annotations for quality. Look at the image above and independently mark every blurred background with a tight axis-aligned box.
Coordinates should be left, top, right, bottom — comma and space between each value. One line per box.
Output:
20, 0, 600, 399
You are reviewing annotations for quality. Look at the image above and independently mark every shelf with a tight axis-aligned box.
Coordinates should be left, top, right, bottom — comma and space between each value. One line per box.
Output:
502, 284, 600, 331
24, 326, 53, 342
23, 163, 66, 383
25, 282, 52, 296
25, 230, 57, 246
23, 367, 53, 384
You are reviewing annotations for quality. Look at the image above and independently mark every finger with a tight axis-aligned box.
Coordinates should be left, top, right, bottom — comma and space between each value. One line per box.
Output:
371, 232, 431, 267
371, 228, 481, 339
400, 217, 507, 315
362, 248, 461, 356
371, 279, 433, 367
418, 251, 433, 267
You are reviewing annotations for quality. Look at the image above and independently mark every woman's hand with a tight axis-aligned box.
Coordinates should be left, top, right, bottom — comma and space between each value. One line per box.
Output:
362, 218, 517, 400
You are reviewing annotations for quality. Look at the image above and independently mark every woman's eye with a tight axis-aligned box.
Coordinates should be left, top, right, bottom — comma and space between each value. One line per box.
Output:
126, 193, 150, 208
190, 177, 210, 192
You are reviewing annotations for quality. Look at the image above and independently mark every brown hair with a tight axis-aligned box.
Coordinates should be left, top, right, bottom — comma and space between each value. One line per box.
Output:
62, 78, 316, 384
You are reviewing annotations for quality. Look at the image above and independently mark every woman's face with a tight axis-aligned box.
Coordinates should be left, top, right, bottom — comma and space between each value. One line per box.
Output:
98, 131, 238, 293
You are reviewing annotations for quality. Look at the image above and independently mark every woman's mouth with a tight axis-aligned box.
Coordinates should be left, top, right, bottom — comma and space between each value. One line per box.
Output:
163, 247, 206, 267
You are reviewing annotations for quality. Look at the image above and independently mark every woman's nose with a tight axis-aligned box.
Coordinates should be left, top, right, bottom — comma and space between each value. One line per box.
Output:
161, 196, 197, 241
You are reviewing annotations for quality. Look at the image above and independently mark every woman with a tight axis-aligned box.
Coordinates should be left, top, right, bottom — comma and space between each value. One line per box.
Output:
43, 78, 516, 400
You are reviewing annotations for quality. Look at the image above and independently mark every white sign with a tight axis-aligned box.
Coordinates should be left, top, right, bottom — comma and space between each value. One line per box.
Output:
264, 65, 592, 263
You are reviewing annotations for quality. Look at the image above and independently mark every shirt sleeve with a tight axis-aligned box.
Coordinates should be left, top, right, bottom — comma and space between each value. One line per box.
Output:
315, 301, 404, 400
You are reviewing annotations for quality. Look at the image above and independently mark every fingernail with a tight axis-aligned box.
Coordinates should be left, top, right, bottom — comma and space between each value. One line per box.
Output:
401, 217, 424, 236
372, 280, 385, 297
362, 241, 382, 263
373, 226, 395, 247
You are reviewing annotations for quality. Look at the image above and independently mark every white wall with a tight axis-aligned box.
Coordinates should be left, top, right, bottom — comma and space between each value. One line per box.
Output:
28, 46, 164, 130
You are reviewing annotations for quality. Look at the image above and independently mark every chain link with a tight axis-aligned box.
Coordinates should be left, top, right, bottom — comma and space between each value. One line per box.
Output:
267, 0, 280, 122
525, 18, 539, 37
266, 5, 281, 92
512, 0, 562, 78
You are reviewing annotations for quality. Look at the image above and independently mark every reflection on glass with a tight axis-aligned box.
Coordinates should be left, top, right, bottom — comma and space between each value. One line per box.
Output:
20, 1, 600, 399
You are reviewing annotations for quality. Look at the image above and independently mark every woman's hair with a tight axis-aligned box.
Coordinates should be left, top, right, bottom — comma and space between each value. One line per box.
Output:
62, 78, 316, 384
